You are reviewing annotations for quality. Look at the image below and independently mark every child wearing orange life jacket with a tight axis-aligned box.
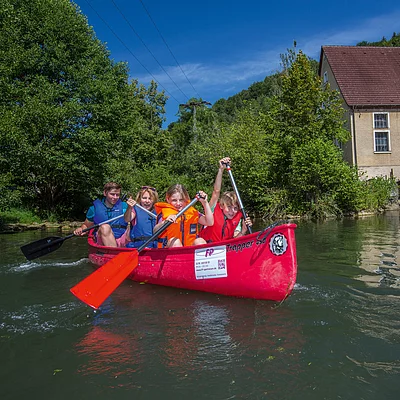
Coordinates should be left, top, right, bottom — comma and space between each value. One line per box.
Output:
200, 157, 252, 243
154, 184, 214, 248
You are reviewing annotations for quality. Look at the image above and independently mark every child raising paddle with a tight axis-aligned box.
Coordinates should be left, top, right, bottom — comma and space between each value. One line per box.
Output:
200, 157, 252, 243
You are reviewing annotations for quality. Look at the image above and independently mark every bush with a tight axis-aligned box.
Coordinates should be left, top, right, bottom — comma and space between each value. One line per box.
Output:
0, 208, 41, 224
359, 177, 396, 211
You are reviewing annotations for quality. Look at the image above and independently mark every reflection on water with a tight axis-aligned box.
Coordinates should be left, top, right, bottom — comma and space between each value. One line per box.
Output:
296, 213, 400, 289
349, 212, 400, 288
346, 287, 400, 343
75, 285, 305, 396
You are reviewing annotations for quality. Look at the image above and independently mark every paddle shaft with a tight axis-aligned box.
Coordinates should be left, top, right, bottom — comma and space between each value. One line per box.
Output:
73, 205, 156, 242
75, 202, 155, 237
21, 202, 155, 261
20, 213, 127, 260
70, 195, 200, 309
225, 164, 252, 234
134, 203, 157, 219
137, 196, 199, 252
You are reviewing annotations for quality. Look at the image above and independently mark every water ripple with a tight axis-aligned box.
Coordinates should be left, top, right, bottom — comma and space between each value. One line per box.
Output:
4, 258, 89, 274
0, 301, 90, 334
346, 287, 400, 343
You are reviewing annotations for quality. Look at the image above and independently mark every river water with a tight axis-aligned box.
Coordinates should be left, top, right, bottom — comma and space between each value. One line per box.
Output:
1, 214, 400, 400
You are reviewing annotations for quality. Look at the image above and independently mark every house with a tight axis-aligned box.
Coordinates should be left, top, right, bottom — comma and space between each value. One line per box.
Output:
319, 46, 400, 179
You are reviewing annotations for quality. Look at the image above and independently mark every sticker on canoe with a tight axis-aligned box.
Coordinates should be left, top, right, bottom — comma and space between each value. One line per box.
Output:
194, 245, 227, 280
269, 233, 288, 256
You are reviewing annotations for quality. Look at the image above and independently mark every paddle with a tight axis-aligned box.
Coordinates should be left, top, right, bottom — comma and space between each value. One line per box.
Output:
70, 195, 200, 309
20, 201, 156, 261
135, 203, 157, 219
20, 213, 127, 261
224, 162, 252, 234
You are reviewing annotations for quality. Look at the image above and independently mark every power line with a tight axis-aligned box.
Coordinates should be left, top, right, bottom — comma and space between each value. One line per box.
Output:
82, 0, 181, 104
138, 0, 202, 99
179, 101, 212, 108
110, 0, 190, 101
179, 101, 212, 134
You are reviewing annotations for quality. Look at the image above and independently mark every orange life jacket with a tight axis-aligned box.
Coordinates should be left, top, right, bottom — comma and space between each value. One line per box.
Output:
200, 203, 242, 242
155, 202, 200, 247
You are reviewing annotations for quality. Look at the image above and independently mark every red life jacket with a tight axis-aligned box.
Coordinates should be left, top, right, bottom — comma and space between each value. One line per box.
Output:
200, 203, 242, 243
155, 202, 200, 247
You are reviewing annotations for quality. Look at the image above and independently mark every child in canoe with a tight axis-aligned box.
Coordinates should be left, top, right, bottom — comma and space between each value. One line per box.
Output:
73, 182, 129, 247
124, 186, 159, 249
154, 184, 214, 247
200, 157, 252, 243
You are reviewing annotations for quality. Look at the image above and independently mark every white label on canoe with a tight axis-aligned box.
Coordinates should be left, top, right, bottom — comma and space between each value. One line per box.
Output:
194, 245, 227, 279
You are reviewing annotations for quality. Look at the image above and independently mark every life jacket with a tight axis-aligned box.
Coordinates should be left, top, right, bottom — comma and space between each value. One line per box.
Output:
155, 202, 200, 247
93, 198, 128, 239
200, 203, 242, 243
126, 205, 158, 249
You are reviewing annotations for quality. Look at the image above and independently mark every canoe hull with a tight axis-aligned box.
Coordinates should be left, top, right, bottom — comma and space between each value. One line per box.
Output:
88, 223, 297, 302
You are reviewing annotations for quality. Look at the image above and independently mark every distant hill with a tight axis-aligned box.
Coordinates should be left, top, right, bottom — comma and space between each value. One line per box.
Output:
212, 73, 281, 123
357, 32, 400, 46
211, 33, 400, 123
212, 59, 318, 122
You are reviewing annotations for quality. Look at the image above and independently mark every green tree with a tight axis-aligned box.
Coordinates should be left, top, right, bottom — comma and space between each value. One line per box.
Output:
167, 99, 217, 179
212, 73, 282, 123
357, 32, 400, 47
0, 0, 167, 218
261, 50, 360, 217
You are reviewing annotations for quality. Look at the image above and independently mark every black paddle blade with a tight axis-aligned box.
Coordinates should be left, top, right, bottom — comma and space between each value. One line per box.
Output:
20, 236, 66, 261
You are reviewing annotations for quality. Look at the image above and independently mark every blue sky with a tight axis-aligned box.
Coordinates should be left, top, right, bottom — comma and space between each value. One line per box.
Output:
73, 0, 400, 126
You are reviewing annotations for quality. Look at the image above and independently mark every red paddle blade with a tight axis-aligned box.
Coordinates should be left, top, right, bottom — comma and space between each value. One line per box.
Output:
70, 250, 139, 309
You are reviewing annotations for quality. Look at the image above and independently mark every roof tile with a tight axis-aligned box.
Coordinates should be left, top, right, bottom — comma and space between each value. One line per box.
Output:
321, 46, 400, 106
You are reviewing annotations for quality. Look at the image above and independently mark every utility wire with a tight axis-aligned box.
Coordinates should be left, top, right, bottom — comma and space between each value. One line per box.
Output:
110, 0, 190, 101
138, 0, 202, 99
82, 0, 181, 104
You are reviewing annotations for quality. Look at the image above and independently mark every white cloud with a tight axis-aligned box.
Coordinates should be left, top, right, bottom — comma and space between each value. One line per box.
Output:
134, 9, 400, 108
135, 49, 282, 102
300, 10, 400, 58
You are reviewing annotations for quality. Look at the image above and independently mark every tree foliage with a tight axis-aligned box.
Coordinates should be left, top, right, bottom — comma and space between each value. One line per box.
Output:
0, 0, 168, 218
357, 32, 400, 47
212, 74, 282, 123
0, 5, 395, 224
259, 51, 364, 217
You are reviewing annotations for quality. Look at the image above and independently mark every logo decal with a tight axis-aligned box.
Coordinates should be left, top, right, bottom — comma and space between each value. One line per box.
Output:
269, 233, 288, 256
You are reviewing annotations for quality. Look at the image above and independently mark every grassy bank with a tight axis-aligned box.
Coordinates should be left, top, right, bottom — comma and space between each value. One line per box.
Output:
0, 208, 80, 232
0, 208, 42, 225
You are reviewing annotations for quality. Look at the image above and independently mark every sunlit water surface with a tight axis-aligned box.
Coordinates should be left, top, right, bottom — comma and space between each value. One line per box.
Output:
1, 214, 400, 399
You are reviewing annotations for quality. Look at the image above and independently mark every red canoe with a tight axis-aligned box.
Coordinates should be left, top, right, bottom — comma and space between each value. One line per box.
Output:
87, 222, 298, 302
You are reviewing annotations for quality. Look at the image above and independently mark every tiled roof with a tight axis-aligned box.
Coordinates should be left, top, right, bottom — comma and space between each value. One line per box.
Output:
320, 46, 400, 106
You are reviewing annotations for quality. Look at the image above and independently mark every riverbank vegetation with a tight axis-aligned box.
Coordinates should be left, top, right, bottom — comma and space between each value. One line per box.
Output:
0, 0, 397, 227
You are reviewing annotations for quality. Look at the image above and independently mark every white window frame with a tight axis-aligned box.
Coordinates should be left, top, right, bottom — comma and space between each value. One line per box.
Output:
373, 112, 390, 129
323, 71, 328, 84
373, 130, 391, 153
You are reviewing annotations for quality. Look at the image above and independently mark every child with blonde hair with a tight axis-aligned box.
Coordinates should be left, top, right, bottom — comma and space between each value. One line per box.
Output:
124, 186, 159, 248
200, 157, 252, 243
154, 184, 213, 247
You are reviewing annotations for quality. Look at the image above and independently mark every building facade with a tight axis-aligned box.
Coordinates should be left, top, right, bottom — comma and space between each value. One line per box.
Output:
319, 46, 400, 179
